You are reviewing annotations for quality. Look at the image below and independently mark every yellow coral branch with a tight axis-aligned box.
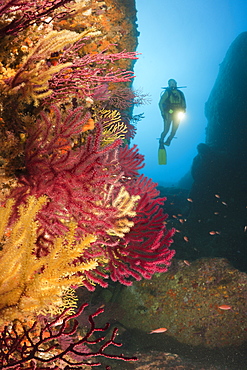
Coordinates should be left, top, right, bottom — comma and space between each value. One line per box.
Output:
3, 30, 84, 105
98, 109, 128, 146
0, 196, 97, 325
0, 198, 14, 239
106, 186, 140, 238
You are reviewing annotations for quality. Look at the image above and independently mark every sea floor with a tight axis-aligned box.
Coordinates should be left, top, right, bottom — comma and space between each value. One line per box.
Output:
97, 329, 247, 370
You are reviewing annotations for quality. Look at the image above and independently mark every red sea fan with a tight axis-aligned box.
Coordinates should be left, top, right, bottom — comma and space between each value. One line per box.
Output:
124, 118, 137, 142
118, 144, 145, 179
106, 87, 149, 112
9, 105, 125, 242
8, 105, 175, 290
106, 87, 136, 111
78, 168, 175, 289
102, 175, 176, 285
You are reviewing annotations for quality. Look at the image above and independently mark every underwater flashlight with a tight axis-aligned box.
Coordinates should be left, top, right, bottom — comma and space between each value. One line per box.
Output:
176, 111, 186, 120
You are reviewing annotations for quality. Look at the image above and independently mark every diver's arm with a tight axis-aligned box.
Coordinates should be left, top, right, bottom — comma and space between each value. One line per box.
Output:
159, 90, 169, 115
179, 91, 186, 111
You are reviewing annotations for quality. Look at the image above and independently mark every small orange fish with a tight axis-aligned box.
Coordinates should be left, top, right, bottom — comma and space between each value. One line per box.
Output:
183, 236, 189, 242
209, 231, 220, 235
218, 305, 232, 310
215, 194, 220, 198
244, 226, 247, 232
187, 198, 193, 202
183, 260, 190, 266
209, 231, 216, 235
149, 327, 167, 334
221, 201, 227, 206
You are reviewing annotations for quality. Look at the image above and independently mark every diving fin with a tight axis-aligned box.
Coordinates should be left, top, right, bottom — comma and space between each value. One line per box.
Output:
158, 142, 167, 165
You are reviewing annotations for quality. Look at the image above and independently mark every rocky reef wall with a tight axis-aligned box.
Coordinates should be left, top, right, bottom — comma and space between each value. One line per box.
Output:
205, 32, 247, 159
172, 32, 247, 272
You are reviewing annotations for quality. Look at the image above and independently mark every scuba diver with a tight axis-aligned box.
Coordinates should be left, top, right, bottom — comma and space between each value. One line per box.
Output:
159, 79, 186, 146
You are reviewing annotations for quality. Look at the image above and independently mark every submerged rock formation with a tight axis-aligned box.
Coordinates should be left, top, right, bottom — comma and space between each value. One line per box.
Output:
205, 32, 247, 157
115, 258, 247, 348
203, 32, 247, 202
180, 33, 247, 271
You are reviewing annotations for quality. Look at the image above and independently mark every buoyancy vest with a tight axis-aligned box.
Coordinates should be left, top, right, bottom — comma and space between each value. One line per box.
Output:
159, 88, 186, 113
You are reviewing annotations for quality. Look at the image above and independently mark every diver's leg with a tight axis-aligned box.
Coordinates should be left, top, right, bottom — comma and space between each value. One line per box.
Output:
160, 113, 171, 144
165, 118, 180, 146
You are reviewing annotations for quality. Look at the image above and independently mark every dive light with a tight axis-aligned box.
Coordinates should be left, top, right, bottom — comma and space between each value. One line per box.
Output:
176, 111, 186, 120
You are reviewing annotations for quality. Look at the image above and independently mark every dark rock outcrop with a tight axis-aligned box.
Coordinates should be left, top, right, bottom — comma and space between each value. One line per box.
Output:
205, 32, 247, 157
175, 33, 247, 271
204, 32, 247, 194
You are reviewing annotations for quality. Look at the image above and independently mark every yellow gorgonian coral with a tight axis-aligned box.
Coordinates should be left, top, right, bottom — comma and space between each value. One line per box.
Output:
105, 186, 140, 238
2, 30, 80, 105
0, 196, 97, 325
99, 109, 128, 146
1, 29, 97, 106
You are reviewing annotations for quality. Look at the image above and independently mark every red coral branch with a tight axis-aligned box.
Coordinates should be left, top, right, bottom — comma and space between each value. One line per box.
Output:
0, 0, 75, 36
0, 304, 137, 369
47, 44, 138, 104
118, 144, 145, 179
9, 105, 124, 243
102, 174, 176, 285
106, 87, 149, 112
